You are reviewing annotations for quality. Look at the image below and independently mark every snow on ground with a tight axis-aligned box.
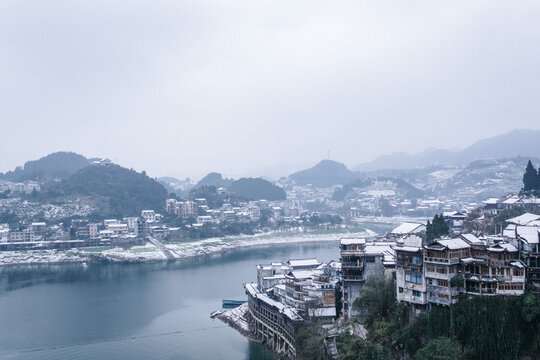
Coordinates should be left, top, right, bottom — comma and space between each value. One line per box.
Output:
216, 303, 250, 335
165, 229, 376, 260
0, 229, 375, 266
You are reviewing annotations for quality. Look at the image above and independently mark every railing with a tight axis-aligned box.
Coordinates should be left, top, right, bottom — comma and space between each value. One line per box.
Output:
343, 275, 364, 281
342, 262, 363, 268
424, 257, 459, 265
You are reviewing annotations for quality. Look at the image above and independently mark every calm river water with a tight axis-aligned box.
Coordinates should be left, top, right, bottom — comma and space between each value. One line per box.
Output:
0, 241, 341, 360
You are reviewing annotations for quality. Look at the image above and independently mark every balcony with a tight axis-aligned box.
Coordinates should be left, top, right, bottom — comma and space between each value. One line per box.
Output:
343, 275, 364, 282
341, 250, 364, 257
342, 262, 363, 268
424, 257, 459, 265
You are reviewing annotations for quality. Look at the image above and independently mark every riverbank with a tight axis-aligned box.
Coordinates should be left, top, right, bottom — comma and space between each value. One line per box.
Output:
0, 228, 375, 266
215, 303, 257, 341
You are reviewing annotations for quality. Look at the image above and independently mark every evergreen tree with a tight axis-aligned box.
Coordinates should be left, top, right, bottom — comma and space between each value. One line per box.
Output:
426, 214, 449, 244
522, 160, 539, 192
426, 220, 434, 243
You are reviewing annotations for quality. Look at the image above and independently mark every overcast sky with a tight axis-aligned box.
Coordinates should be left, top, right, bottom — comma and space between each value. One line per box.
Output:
1, 0, 539, 179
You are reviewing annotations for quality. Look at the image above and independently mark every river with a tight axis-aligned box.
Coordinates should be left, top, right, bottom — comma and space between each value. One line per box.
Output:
0, 240, 342, 360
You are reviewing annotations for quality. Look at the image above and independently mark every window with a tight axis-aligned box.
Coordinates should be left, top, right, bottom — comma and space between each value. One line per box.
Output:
439, 279, 448, 287
412, 290, 421, 297
365, 257, 375, 263
412, 255, 422, 265
405, 270, 422, 284
399, 287, 404, 293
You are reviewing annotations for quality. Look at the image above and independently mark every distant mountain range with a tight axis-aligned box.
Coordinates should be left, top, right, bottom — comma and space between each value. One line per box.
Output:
354, 129, 540, 171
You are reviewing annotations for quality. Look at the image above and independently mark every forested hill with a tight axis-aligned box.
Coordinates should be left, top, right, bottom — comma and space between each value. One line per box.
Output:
289, 159, 359, 187
195, 172, 233, 188
1, 152, 91, 181
229, 178, 286, 201
46, 163, 168, 217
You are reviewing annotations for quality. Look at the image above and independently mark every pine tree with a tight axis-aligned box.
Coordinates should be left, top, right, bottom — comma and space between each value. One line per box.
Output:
427, 214, 450, 244
426, 220, 434, 243
523, 160, 538, 192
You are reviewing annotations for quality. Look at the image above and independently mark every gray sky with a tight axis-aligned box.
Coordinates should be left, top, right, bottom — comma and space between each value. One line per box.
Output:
1, 0, 540, 179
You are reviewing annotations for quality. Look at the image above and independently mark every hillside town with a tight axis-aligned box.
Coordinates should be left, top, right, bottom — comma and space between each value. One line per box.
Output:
236, 207, 540, 359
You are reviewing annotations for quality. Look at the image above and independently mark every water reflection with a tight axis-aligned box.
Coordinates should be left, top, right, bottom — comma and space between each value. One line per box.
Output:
0, 241, 340, 359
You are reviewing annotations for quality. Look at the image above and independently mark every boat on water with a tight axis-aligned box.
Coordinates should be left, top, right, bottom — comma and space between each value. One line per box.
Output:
210, 309, 225, 318
222, 299, 247, 309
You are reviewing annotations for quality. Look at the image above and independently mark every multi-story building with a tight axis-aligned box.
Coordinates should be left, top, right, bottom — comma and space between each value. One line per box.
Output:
246, 258, 337, 359
394, 236, 427, 307
30, 222, 46, 234
462, 242, 525, 296
340, 238, 366, 320
141, 210, 156, 223
88, 223, 100, 239
245, 282, 301, 360
124, 217, 139, 234
424, 238, 470, 306
8, 229, 38, 242
504, 213, 540, 289
340, 237, 396, 319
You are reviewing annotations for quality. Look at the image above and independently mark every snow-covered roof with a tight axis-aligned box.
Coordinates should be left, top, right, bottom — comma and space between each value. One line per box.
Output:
289, 270, 317, 280
391, 222, 425, 235
516, 226, 540, 244
461, 233, 482, 244
502, 196, 521, 204
510, 261, 525, 268
340, 238, 365, 246
288, 258, 321, 268
364, 243, 396, 265
435, 238, 470, 250
488, 242, 518, 252
444, 211, 467, 218
244, 282, 303, 322
482, 198, 499, 205
393, 244, 422, 253
506, 213, 540, 226
503, 224, 516, 238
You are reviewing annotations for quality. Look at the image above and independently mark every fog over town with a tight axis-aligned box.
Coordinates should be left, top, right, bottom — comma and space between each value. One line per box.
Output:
2, 2, 540, 360
1, 1, 540, 178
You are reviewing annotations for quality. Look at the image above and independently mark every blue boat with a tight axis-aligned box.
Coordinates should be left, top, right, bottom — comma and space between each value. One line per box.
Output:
222, 299, 247, 309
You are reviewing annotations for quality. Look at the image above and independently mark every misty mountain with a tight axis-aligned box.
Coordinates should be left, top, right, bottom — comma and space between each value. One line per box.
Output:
289, 160, 359, 187
355, 129, 540, 171
432, 157, 537, 201
157, 177, 195, 195
332, 177, 424, 202
46, 163, 168, 217
0, 152, 91, 182
228, 178, 286, 201
195, 172, 233, 188
191, 174, 286, 201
